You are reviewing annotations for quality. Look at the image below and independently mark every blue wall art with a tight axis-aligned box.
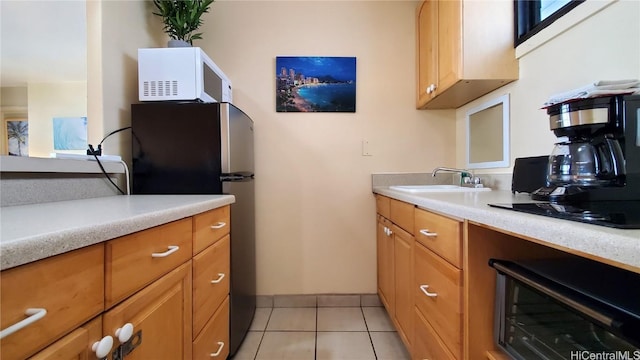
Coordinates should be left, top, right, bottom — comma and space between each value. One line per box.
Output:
276, 56, 356, 113
53, 117, 88, 150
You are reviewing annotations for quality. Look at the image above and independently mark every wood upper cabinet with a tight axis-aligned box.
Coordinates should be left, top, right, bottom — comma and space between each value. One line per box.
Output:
103, 261, 193, 360
416, 0, 518, 109
0, 245, 104, 360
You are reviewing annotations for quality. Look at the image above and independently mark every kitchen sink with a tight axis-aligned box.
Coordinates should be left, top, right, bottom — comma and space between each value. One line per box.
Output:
388, 185, 491, 193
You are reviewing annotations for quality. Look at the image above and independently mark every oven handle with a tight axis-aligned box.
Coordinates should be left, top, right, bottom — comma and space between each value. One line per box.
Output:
490, 261, 618, 329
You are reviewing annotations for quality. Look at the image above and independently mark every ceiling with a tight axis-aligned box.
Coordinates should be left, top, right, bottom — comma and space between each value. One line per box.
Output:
1, 1, 87, 87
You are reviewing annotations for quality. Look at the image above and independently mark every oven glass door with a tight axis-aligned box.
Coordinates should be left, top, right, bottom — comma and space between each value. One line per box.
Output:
493, 260, 640, 360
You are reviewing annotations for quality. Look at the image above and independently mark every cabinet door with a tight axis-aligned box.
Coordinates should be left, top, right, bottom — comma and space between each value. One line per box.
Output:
416, 0, 438, 107
393, 225, 414, 349
103, 261, 193, 360
376, 217, 395, 313
30, 317, 104, 360
436, 0, 462, 96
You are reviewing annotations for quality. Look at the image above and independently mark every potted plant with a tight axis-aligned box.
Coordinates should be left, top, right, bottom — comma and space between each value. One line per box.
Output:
152, 0, 215, 47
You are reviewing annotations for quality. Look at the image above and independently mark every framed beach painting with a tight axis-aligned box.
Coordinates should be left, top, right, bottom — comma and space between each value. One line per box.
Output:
5, 119, 28, 156
276, 56, 356, 112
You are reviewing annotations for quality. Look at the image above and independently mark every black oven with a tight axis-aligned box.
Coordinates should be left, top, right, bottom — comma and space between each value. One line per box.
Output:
489, 257, 640, 360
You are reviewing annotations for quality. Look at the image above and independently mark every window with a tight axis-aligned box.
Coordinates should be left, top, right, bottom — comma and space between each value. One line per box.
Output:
514, 0, 585, 47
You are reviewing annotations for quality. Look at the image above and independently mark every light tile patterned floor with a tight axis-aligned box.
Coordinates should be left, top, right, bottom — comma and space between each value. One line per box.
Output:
231, 295, 411, 360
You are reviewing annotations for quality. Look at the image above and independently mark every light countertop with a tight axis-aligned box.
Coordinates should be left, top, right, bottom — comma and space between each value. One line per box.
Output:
373, 187, 640, 272
0, 195, 235, 270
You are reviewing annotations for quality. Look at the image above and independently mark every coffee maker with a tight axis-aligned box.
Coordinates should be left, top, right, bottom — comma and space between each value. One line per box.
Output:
532, 95, 640, 203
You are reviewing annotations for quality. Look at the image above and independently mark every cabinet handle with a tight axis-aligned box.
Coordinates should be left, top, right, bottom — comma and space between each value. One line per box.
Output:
420, 285, 438, 297
419, 229, 438, 237
210, 341, 225, 357
0, 308, 47, 339
115, 323, 134, 343
151, 245, 179, 258
92, 335, 114, 358
210, 222, 227, 229
210, 273, 226, 284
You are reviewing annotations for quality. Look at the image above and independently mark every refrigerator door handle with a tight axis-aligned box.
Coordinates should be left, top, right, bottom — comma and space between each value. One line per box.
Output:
220, 172, 255, 182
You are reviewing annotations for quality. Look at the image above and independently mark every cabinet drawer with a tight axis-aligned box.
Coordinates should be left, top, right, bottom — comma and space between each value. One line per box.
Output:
193, 296, 229, 360
414, 243, 462, 359
193, 206, 230, 255
375, 195, 390, 219
415, 207, 462, 268
0, 245, 104, 360
105, 218, 192, 308
193, 234, 230, 337
30, 316, 102, 360
390, 198, 414, 234
413, 307, 456, 360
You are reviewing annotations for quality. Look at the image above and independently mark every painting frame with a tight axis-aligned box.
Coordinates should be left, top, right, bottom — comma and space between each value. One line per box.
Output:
276, 56, 357, 113
5, 117, 29, 157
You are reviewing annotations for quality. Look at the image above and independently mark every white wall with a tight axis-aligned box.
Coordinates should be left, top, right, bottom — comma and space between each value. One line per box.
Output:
198, 1, 456, 295
455, 0, 640, 171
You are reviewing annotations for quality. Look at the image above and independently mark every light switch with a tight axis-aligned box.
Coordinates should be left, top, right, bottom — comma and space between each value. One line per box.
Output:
362, 140, 372, 156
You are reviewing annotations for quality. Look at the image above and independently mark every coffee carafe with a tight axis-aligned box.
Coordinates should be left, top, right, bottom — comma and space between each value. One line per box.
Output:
547, 135, 625, 187
532, 96, 634, 203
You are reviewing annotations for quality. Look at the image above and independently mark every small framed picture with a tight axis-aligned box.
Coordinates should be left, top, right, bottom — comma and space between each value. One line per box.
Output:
5, 119, 29, 156
53, 117, 88, 150
276, 56, 356, 113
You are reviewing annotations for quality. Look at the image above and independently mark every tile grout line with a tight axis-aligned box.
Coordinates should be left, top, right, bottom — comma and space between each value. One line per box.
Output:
361, 306, 379, 360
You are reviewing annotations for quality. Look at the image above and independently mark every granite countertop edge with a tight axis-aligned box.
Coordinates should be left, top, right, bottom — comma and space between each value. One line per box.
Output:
0, 194, 235, 270
373, 186, 640, 272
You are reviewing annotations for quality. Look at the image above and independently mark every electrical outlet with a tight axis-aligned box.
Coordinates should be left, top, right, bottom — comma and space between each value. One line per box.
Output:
362, 140, 372, 156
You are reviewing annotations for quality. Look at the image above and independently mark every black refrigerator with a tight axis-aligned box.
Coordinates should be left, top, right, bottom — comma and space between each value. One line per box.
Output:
131, 102, 256, 357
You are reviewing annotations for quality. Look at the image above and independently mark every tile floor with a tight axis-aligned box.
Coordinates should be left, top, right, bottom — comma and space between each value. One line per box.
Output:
231, 295, 411, 360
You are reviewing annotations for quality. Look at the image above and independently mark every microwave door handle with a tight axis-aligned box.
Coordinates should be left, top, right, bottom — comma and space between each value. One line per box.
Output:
491, 262, 618, 329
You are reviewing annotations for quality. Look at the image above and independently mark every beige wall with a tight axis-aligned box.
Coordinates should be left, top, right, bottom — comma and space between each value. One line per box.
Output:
197, 1, 455, 295
88, 0, 164, 162
455, 0, 640, 173
27, 82, 87, 157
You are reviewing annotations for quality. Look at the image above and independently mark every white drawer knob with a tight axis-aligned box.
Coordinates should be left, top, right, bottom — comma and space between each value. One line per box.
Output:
210, 341, 225, 357
419, 229, 438, 237
151, 245, 179, 258
210, 273, 226, 284
92, 335, 114, 358
210, 222, 226, 229
0, 308, 47, 339
420, 285, 438, 297
115, 323, 134, 343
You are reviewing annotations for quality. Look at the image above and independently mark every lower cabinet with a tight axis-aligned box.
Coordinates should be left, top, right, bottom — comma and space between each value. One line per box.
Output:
29, 316, 104, 360
103, 261, 193, 360
0, 205, 232, 360
376, 195, 415, 350
413, 307, 456, 360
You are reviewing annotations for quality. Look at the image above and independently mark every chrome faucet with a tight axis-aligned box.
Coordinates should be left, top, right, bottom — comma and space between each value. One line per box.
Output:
431, 167, 483, 187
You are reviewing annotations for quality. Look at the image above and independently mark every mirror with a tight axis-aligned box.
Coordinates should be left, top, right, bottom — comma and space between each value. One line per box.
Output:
0, 1, 87, 157
466, 94, 510, 169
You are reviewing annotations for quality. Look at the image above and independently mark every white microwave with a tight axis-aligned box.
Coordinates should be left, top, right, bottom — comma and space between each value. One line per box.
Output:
137, 47, 232, 103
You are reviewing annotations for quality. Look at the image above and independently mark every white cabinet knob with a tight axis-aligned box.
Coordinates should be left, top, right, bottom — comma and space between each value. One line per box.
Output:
115, 323, 134, 343
92, 335, 114, 358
